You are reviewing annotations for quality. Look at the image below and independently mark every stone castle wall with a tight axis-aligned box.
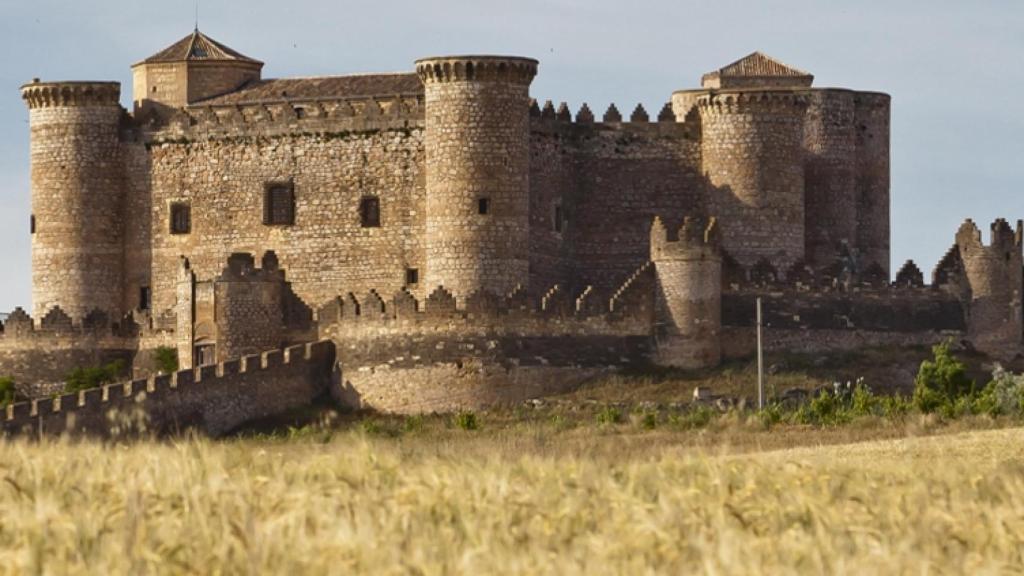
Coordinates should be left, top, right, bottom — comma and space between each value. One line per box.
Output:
1, 341, 334, 438
528, 106, 704, 295
0, 307, 140, 397
319, 266, 656, 414
132, 98, 427, 317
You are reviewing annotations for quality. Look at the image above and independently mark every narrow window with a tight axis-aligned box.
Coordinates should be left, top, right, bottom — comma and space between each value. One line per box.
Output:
263, 183, 295, 226
405, 268, 419, 286
139, 286, 151, 311
360, 196, 381, 228
295, 107, 306, 119
30, 215, 35, 235
170, 203, 191, 234
553, 205, 564, 233
478, 197, 490, 215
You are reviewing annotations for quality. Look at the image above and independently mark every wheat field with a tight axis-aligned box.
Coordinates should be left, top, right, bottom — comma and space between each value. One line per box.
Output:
0, 426, 1022, 575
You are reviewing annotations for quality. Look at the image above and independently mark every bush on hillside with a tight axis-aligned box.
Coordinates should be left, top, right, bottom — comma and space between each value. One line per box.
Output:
913, 342, 974, 413
65, 359, 127, 394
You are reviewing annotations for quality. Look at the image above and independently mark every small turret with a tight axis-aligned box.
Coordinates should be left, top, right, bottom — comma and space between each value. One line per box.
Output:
650, 216, 722, 369
955, 218, 1024, 358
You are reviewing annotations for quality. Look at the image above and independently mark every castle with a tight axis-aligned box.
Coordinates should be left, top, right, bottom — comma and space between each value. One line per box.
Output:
3, 30, 1022, 432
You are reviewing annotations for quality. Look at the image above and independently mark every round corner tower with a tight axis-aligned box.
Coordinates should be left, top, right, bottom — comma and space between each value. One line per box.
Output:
21, 81, 125, 319
853, 92, 892, 275
697, 91, 808, 271
650, 216, 722, 369
415, 55, 538, 299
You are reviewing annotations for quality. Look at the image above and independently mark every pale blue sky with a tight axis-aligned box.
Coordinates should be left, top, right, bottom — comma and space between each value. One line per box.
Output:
0, 0, 1021, 312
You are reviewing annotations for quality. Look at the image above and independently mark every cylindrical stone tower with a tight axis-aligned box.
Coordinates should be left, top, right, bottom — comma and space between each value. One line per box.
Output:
854, 92, 892, 276
650, 216, 722, 369
803, 89, 856, 269
415, 55, 538, 300
21, 81, 125, 319
697, 91, 808, 271
956, 219, 1024, 359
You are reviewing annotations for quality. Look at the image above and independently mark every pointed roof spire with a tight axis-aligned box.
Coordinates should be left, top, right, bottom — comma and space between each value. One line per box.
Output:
135, 30, 263, 66
701, 51, 813, 89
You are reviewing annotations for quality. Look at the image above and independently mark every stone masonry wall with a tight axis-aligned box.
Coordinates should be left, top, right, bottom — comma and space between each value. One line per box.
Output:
1, 341, 334, 438
527, 107, 704, 296
319, 266, 655, 414
133, 103, 426, 318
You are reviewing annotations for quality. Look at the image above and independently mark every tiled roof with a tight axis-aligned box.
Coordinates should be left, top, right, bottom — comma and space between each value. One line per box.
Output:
139, 29, 262, 65
709, 52, 810, 78
194, 73, 423, 105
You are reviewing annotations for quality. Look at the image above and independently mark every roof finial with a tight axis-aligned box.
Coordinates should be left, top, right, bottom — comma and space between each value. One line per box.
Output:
194, 0, 200, 32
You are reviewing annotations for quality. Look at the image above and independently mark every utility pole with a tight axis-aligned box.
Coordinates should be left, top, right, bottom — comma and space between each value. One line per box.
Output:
756, 297, 764, 410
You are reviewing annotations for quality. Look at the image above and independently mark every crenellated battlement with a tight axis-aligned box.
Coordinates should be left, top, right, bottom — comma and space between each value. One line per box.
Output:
650, 216, 721, 261
528, 100, 698, 140
0, 306, 150, 343
21, 80, 121, 109
146, 94, 425, 140
955, 218, 1023, 254
1, 340, 335, 438
415, 55, 538, 85
695, 90, 809, 115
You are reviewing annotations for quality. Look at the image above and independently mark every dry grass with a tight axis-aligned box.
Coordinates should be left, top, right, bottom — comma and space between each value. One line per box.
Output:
0, 422, 1022, 574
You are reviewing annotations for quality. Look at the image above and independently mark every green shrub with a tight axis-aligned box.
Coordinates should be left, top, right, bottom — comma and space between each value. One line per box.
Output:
849, 380, 878, 417
403, 415, 425, 433
758, 403, 784, 429
979, 367, 1024, 417
672, 405, 715, 430
596, 406, 623, 426
153, 346, 179, 375
65, 359, 126, 394
639, 412, 657, 430
0, 377, 15, 407
453, 411, 478, 431
913, 342, 974, 413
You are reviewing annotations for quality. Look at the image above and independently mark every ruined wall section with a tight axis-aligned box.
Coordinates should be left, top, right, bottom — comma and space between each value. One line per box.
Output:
697, 90, 808, 272
2, 341, 334, 438
956, 219, 1024, 358
132, 95, 427, 319
22, 82, 127, 319
854, 92, 892, 274
417, 57, 538, 299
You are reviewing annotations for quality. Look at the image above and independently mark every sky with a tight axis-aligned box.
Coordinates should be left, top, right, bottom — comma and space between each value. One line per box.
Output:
0, 0, 1021, 312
